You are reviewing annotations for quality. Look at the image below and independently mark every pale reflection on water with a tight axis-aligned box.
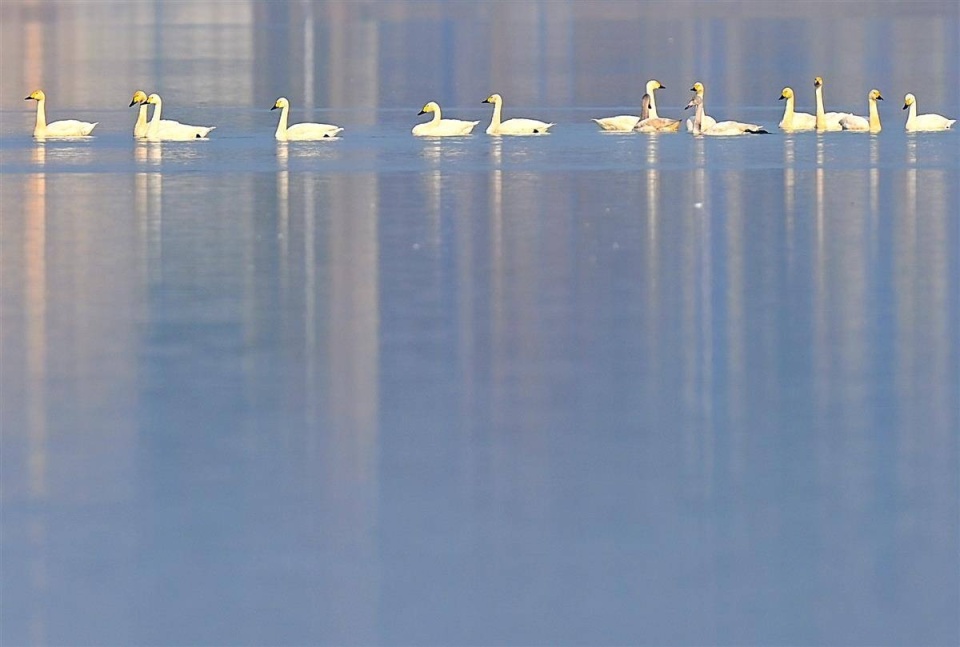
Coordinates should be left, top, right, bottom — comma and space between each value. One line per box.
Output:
2, 1, 958, 645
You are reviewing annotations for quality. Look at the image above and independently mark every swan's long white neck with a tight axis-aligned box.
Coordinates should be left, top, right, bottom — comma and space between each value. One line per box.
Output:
431, 107, 442, 124
488, 98, 503, 130
782, 95, 796, 124
275, 104, 289, 138
815, 85, 826, 131
135, 104, 149, 137
868, 97, 881, 131
34, 98, 47, 132
906, 101, 917, 126
645, 83, 659, 119
147, 98, 163, 137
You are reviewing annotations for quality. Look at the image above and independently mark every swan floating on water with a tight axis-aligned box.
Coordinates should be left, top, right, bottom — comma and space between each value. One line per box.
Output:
25, 90, 97, 138
130, 90, 185, 139
272, 97, 342, 140
412, 101, 479, 136
594, 79, 669, 132
142, 93, 216, 141
685, 83, 718, 133
814, 77, 849, 132
902, 93, 956, 131
685, 94, 767, 136
778, 87, 816, 131
840, 89, 883, 132
483, 94, 553, 135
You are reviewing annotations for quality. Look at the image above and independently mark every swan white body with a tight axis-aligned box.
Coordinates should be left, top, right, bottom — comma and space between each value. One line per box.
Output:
130, 90, 183, 138
902, 93, 956, 131
814, 77, 849, 132
594, 79, 666, 132
685, 83, 718, 133
483, 94, 553, 135
840, 89, 883, 132
144, 94, 216, 141
272, 97, 342, 140
25, 90, 97, 138
778, 87, 816, 131
412, 101, 478, 136
685, 94, 766, 136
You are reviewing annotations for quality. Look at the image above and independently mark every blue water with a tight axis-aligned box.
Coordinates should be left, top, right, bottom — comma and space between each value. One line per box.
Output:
2, 2, 958, 645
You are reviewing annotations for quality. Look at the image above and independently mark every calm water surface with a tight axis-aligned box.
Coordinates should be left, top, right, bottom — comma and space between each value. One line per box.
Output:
1, 2, 958, 645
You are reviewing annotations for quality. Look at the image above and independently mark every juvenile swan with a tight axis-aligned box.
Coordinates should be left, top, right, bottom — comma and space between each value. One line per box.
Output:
778, 87, 816, 131
130, 90, 183, 138
840, 89, 883, 132
272, 97, 342, 140
685, 83, 718, 132
813, 77, 848, 132
902, 93, 956, 131
685, 94, 767, 136
593, 79, 667, 132
143, 94, 216, 141
483, 94, 553, 135
25, 90, 97, 138
412, 101, 479, 136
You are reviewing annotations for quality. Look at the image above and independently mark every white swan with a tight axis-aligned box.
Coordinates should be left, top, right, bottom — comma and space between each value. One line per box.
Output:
130, 90, 184, 139
778, 87, 816, 131
902, 93, 956, 131
143, 94, 216, 141
272, 97, 342, 140
483, 94, 553, 135
840, 89, 883, 132
412, 101, 479, 136
685, 83, 718, 132
814, 77, 849, 132
685, 94, 767, 136
593, 79, 667, 132
25, 90, 97, 138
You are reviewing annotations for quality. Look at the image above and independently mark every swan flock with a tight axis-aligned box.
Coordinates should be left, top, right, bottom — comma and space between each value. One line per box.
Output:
23, 79, 956, 140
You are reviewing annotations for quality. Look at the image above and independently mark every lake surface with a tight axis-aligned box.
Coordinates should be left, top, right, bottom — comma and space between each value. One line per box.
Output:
1, 2, 958, 645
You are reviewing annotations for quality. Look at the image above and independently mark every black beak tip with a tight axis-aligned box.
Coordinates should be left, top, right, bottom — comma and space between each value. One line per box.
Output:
902, 105, 908, 110
417, 109, 426, 115
877, 96, 883, 101
270, 105, 278, 111
778, 96, 785, 101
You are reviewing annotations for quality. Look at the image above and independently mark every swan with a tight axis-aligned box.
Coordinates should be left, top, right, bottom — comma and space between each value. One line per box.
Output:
635, 91, 682, 133
593, 79, 667, 132
483, 94, 553, 135
902, 93, 956, 131
412, 101, 479, 136
684, 83, 718, 132
272, 97, 342, 140
813, 77, 849, 132
840, 89, 883, 132
685, 94, 767, 136
143, 94, 216, 141
778, 87, 816, 131
130, 90, 184, 138
24, 90, 97, 138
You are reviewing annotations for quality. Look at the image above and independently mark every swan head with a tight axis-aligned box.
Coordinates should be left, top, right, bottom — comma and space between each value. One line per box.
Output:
130, 90, 148, 107
144, 93, 161, 105
418, 101, 440, 115
814, 76, 824, 88
482, 93, 502, 105
902, 93, 916, 110
646, 79, 665, 92
779, 87, 794, 101
685, 94, 703, 110
869, 89, 883, 102
690, 82, 705, 95
25, 89, 45, 101
272, 97, 290, 111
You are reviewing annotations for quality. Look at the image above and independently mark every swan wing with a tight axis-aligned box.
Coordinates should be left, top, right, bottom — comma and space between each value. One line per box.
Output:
593, 115, 641, 132
780, 111, 816, 130
413, 119, 478, 136
635, 117, 681, 133
686, 114, 717, 132
703, 120, 768, 136
285, 122, 343, 140
150, 122, 216, 140
44, 119, 97, 137
908, 113, 956, 131
840, 114, 869, 131
493, 118, 553, 135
